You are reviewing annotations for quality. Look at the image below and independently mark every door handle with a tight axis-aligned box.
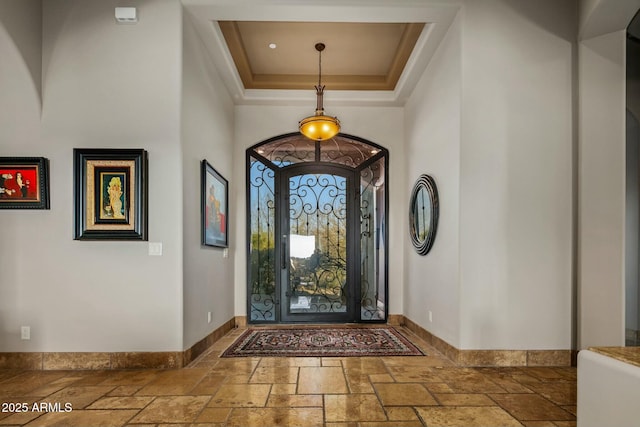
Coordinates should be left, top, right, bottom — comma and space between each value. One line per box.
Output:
281, 235, 287, 269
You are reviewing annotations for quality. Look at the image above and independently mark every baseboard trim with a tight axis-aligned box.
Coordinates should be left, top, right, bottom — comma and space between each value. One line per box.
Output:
0, 317, 238, 370
401, 316, 573, 367
1, 315, 574, 369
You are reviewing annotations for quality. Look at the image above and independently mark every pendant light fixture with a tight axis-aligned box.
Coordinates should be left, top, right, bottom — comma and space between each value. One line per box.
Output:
299, 43, 341, 141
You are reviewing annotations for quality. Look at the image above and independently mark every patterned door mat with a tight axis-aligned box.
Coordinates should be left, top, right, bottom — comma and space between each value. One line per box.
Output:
221, 327, 425, 357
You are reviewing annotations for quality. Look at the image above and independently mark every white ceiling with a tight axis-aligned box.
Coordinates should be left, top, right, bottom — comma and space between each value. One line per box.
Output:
182, 0, 461, 107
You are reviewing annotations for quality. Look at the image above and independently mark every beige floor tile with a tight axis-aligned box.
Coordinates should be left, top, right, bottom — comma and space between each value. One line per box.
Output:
345, 373, 375, 393
135, 383, 198, 396
385, 406, 421, 421
521, 367, 575, 382
270, 383, 297, 394
383, 355, 454, 367
341, 358, 388, 375
208, 384, 271, 407
415, 406, 523, 427
434, 393, 495, 406
521, 421, 557, 427
267, 394, 323, 407
195, 407, 232, 423
0, 372, 70, 398
43, 385, 115, 409
106, 385, 144, 396
524, 382, 576, 406
489, 393, 575, 421
86, 396, 154, 409
324, 394, 387, 422
203, 359, 259, 377
135, 369, 208, 396
258, 357, 321, 367
321, 358, 343, 366
369, 373, 394, 383
298, 366, 348, 394
437, 368, 507, 393
249, 366, 299, 383
128, 395, 211, 423
358, 422, 424, 427
226, 407, 323, 427
189, 374, 226, 395
0, 405, 44, 426
27, 376, 85, 398
387, 366, 443, 383
225, 373, 254, 383
424, 382, 455, 393
374, 383, 437, 406
23, 409, 138, 427
97, 370, 161, 386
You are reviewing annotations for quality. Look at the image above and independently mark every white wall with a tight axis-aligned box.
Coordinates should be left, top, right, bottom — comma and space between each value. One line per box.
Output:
233, 105, 405, 318
404, 0, 575, 351
0, 0, 41, 107
458, 0, 575, 350
578, 30, 627, 348
181, 9, 235, 349
0, 0, 184, 352
404, 13, 461, 347
0, 0, 44, 351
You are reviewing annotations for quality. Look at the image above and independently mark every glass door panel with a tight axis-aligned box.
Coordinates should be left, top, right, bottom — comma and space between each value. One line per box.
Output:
282, 170, 353, 322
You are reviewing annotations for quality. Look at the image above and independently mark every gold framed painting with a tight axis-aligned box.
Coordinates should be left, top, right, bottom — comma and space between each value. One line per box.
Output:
73, 148, 148, 240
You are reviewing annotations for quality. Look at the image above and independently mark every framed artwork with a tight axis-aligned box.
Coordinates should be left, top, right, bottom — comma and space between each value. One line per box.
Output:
201, 159, 228, 248
73, 148, 148, 240
0, 157, 50, 209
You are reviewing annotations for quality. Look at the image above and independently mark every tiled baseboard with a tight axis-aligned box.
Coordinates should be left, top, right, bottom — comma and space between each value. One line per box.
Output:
0, 317, 238, 370
1, 315, 574, 369
402, 316, 574, 367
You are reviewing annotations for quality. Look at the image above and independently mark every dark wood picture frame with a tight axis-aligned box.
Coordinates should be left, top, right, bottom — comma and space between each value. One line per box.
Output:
0, 157, 50, 209
201, 159, 228, 248
73, 148, 148, 240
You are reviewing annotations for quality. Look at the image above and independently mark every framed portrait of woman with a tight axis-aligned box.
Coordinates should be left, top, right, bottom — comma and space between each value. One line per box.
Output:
0, 157, 50, 209
201, 159, 228, 248
73, 148, 148, 240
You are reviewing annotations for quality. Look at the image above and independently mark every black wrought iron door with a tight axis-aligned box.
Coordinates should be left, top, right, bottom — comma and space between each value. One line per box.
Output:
280, 165, 356, 322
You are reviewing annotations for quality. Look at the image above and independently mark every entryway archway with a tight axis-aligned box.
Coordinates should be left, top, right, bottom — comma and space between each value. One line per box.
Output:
247, 133, 388, 323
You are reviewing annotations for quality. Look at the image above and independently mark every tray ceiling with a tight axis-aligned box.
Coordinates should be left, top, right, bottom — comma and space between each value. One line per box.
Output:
218, 21, 425, 91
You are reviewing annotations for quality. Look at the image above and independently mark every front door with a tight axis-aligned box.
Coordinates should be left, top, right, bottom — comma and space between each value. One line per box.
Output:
280, 166, 356, 322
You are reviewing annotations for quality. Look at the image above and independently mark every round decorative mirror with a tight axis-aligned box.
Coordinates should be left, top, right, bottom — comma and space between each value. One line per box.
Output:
409, 174, 439, 255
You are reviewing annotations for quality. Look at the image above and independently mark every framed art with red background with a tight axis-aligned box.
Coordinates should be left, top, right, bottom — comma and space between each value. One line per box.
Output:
0, 157, 50, 209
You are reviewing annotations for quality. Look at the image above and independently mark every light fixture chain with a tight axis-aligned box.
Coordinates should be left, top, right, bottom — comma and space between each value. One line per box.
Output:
318, 45, 322, 87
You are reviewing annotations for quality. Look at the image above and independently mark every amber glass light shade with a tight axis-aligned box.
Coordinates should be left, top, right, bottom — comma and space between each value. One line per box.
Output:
299, 42, 341, 141
299, 114, 341, 141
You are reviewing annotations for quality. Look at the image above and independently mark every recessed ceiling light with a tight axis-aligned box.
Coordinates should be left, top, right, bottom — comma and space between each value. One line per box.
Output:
268, 43, 277, 49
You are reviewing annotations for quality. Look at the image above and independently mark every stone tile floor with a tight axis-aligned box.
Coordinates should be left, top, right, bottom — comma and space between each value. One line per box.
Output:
0, 327, 576, 426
